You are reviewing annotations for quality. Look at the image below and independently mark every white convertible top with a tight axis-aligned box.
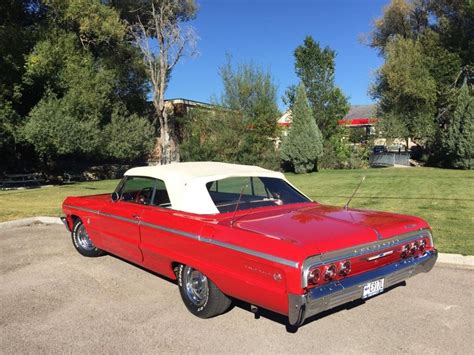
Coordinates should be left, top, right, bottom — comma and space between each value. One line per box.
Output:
124, 162, 292, 214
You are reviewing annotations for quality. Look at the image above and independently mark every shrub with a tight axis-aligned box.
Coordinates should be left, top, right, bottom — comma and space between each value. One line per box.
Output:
103, 106, 155, 161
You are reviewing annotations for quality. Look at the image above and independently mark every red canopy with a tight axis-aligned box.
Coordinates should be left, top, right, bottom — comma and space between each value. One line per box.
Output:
337, 118, 378, 126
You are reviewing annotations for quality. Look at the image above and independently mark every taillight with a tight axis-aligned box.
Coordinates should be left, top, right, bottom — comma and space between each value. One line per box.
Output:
324, 264, 336, 281
307, 260, 353, 289
401, 244, 410, 258
308, 267, 320, 286
339, 260, 351, 276
401, 237, 430, 259
419, 238, 427, 253
410, 241, 419, 254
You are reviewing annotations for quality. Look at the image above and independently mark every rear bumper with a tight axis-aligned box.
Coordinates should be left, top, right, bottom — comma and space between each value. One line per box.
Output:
288, 249, 438, 326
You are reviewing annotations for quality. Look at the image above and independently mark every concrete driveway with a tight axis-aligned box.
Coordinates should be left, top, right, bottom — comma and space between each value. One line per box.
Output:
1, 224, 473, 354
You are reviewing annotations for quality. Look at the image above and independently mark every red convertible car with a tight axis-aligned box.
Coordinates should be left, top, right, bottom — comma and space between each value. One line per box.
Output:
62, 162, 437, 328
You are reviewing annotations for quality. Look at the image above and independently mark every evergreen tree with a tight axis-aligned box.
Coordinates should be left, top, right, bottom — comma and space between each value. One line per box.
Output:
281, 84, 323, 173
440, 82, 473, 169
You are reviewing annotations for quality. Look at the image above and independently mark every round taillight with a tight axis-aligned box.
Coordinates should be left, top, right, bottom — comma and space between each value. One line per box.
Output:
419, 239, 427, 252
401, 244, 410, 258
324, 264, 336, 281
308, 267, 320, 286
339, 260, 351, 276
410, 241, 419, 254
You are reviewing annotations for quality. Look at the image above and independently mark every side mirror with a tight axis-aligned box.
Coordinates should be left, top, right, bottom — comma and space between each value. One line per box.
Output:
111, 192, 120, 202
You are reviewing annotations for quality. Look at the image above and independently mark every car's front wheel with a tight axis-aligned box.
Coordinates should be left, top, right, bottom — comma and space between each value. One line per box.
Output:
71, 218, 105, 257
177, 264, 231, 318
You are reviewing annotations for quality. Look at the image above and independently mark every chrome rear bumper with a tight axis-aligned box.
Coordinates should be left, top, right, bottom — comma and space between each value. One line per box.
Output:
288, 249, 438, 326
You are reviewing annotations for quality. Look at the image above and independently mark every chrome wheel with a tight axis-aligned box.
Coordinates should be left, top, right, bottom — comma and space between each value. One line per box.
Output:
76, 223, 94, 251
71, 219, 104, 257
178, 264, 231, 318
183, 266, 209, 307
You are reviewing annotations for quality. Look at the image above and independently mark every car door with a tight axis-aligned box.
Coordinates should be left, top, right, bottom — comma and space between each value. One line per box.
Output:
99, 176, 157, 264
138, 179, 186, 276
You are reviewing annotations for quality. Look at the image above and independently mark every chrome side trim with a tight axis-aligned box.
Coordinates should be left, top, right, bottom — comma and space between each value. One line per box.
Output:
140, 221, 199, 240
200, 237, 299, 268
64, 204, 140, 225
102, 212, 140, 225
64, 205, 100, 215
301, 228, 433, 288
63, 204, 299, 268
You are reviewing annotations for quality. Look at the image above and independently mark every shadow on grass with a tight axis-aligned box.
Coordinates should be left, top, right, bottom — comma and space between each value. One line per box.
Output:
0, 183, 107, 196
0, 185, 48, 195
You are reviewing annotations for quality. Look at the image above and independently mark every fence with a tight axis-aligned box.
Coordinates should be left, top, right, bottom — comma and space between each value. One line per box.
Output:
369, 152, 410, 167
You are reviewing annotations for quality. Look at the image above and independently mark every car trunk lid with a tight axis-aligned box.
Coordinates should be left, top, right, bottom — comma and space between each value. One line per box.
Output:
234, 204, 427, 255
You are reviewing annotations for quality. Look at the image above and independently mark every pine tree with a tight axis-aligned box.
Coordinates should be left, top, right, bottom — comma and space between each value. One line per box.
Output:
441, 82, 473, 169
281, 83, 323, 173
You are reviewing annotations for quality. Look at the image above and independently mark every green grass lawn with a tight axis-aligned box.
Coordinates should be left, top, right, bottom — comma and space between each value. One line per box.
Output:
1, 167, 473, 255
286, 168, 474, 255
0, 180, 119, 223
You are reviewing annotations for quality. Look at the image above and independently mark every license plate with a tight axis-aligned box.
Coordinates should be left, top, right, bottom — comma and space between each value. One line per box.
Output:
362, 279, 384, 299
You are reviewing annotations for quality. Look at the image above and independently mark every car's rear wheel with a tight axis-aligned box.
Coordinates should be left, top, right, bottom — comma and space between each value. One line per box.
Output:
71, 218, 105, 257
177, 264, 231, 318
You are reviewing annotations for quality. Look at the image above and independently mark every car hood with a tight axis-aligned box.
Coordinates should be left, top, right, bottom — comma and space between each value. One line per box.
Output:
234, 204, 428, 254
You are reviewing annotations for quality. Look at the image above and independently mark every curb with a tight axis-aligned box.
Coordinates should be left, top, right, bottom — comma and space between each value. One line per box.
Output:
437, 253, 474, 270
0, 216, 62, 230
0, 217, 472, 269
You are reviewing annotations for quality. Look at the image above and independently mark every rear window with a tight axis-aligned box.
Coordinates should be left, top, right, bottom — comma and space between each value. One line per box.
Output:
206, 176, 310, 213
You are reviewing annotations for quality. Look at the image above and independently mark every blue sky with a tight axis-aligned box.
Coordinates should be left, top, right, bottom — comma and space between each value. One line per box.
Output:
165, 0, 388, 110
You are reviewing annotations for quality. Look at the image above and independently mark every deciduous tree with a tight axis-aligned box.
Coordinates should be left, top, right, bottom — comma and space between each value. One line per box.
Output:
371, 36, 437, 142
19, 0, 152, 165
369, 0, 473, 167
179, 108, 247, 164
125, 0, 198, 164
218, 57, 280, 168
0, 0, 44, 170
292, 36, 349, 139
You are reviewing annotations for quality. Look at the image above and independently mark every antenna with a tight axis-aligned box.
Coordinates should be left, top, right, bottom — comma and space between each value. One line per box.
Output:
344, 176, 366, 210
230, 184, 248, 227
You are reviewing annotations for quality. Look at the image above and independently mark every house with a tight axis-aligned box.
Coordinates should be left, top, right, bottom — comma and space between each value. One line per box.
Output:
277, 104, 379, 138
164, 98, 219, 117
337, 104, 378, 137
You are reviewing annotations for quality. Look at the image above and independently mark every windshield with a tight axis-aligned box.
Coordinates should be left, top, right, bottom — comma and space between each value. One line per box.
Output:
206, 176, 310, 213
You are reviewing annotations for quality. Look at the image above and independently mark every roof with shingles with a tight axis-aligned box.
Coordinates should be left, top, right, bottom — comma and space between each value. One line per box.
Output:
343, 105, 376, 119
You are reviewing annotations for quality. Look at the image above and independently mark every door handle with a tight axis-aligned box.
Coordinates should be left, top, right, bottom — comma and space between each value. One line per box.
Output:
132, 214, 140, 220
